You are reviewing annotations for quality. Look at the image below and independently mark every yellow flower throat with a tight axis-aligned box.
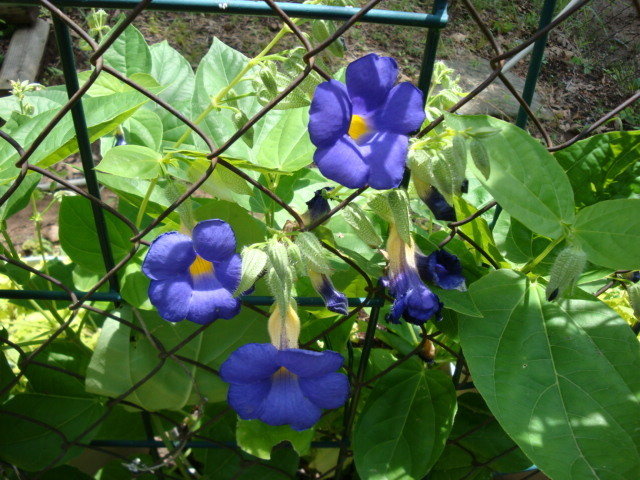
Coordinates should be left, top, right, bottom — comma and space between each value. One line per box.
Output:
189, 255, 214, 278
348, 114, 369, 141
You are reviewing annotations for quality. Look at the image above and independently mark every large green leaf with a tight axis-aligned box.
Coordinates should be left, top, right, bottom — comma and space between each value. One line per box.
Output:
430, 393, 531, 479
123, 108, 163, 151
253, 108, 314, 172
573, 198, 640, 270
150, 41, 195, 142
85, 308, 268, 411
555, 130, 640, 207
103, 24, 152, 76
459, 269, 640, 479
353, 360, 457, 480
59, 196, 134, 274
0, 90, 149, 171
445, 114, 575, 238
0, 393, 104, 471
0, 171, 40, 221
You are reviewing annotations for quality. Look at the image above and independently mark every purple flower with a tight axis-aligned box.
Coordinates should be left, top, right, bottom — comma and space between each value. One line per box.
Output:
308, 54, 425, 190
309, 271, 348, 315
385, 225, 441, 325
220, 343, 349, 430
305, 187, 332, 223
142, 219, 241, 324
414, 178, 456, 221
416, 250, 466, 291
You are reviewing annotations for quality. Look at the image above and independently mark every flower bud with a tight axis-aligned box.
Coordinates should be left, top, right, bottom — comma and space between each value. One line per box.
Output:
259, 66, 278, 96
546, 245, 588, 301
412, 177, 456, 222
266, 239, 294, 311
268, 303, 301, 349
235, 247, 268, 296
232, 110, 253, 148
469, 139, 490, 179
342, 203, 382, 248
296, 232, 332, 275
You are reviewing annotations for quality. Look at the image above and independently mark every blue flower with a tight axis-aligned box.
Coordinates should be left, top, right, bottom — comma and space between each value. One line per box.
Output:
416, 250, 466, 290
309, 271, 348, 315
308, 54, 425, 190
220, 343, 349, 430
142, 219, 241, 324
305, 187, 332, 223
414, 178, 456, 221
385, 225, 441, 325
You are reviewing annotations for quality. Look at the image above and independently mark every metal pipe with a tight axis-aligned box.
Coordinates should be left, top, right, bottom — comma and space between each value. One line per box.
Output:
52, 18, 120, 293
16, 0, 448, 28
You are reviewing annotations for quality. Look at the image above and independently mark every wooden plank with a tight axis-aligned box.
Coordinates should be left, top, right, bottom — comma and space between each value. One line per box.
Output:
0, 18, 50, 92
0, 6, 38, 25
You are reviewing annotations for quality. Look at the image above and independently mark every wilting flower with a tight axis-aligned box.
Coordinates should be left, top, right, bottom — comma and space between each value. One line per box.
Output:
308, 270, 348, 315
309, 53, 425, 190
384, 224, 441, 325
220, 343, 349, 430
304, 187, 332, 224
416, 250, 466, 290
142, 219, 241, 324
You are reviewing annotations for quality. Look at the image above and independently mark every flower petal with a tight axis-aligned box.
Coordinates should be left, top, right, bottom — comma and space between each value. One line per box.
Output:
220, 343, 279, 384
299, 372, 349, 409
417, 250, 465, 290
375, 82, 425, 134
346, 54, 398, 114
215, 254, 242, 293
192, 219, 237, 262
227, 379, 270, 420
142, 232, 195, 281
309, 80, 351, 147
310, 272, 348, 315
314, 136, 369, 189
277, 349, 344, 377
362, 132, 408, 190
259, 371, 321, 430
187, 288, 241, 324
148, 276, 192, 323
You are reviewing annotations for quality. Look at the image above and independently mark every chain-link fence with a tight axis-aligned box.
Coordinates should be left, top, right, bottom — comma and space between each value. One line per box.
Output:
0, 0, 638, 478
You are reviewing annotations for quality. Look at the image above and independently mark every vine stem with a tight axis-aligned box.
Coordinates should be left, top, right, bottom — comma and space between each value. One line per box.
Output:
171, 24, 291, 151
520, 234, 566, 275
136, 177, 158, 229
334, 298, 383, 480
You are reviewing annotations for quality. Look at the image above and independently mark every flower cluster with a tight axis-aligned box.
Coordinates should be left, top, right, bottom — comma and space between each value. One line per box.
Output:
309, 54, 425, 190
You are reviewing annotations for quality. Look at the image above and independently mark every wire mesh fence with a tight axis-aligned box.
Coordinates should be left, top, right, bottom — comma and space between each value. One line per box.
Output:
0, 0, 638, 478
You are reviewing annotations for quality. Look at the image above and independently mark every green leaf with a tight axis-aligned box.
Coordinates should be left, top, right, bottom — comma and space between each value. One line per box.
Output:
493, 214, 555, 271
123, 108, 163, 151
445, 114, 575, 238
0, 331, 15, 403
453, 196, 506, 267
96, 145, 163, 179
59, 196, 134, 274
0, 171, 40, 221
433, 287, 482, 317
0, 90, 150, 170
353, 361, 457, 480
85, 308, 269, 411
573, 198, 640, 270
0, 393, 104, 471
236, 419, 314, 460
150, 41, 195, 142
23, 340, 92, 397
103, 24, 152, 76
118, 255, 153, 310
459, 269, 640, 479
555, 130, 640, 207
430, 393, 531, 480
254, 108, 314, 172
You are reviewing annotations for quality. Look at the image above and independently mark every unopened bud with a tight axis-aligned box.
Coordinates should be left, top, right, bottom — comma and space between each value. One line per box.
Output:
235, 247, 268, 296
268, 303, 300, 349
342, 204, 382, 248
296, 232, 332, 274
259, 66, 278, 96
232, 110, 253, 148
469, 139, 490, 179
266, 239, 294, 311
546, 245, 587, 301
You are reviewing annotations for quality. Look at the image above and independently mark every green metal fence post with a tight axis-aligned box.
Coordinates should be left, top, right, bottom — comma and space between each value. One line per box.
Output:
418, 0, 449, 97
52, 17, 120, 293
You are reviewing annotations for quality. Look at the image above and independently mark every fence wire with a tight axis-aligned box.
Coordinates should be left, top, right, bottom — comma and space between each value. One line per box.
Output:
0, 0, 638, 478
